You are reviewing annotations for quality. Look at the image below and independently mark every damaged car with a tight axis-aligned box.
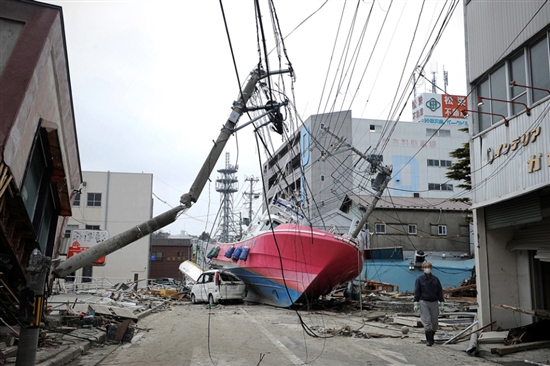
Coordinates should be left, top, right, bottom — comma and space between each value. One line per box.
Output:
190, 270, 247, 305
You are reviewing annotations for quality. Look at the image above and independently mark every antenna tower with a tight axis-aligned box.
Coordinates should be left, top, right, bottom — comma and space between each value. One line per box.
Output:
215, 152, 239, 242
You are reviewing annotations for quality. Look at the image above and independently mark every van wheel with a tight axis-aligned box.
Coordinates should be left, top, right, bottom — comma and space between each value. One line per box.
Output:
208, 294, 215, 305
191, 294, 197, 304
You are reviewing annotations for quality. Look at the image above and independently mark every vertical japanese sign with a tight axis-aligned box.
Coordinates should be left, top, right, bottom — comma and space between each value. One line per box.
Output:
68, 230, 109, 265
412, 93, 468, 126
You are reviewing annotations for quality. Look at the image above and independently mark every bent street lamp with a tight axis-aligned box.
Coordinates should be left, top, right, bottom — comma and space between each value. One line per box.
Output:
510, 80, 550, 95
461, 109, 509, 127
477, 96, 531, 117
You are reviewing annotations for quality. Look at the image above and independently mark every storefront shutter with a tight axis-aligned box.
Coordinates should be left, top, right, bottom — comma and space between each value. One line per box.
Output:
485, 192, 542, 230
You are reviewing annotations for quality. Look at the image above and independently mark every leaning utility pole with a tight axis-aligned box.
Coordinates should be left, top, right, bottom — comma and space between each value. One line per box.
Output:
317, 126, 392, 239
243, 175, 260, 224
350, 161, 392, 239
54, 68, 261, 277
54, 66, 292, 277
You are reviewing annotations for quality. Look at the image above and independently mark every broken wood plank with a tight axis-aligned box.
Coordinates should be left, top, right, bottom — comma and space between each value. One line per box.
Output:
478, 331, 509, 344
114, 319, 132, 343
490, 340, 550, 355
443, 284, 476, 294
89, 304, 138, 322
493, 304, 550, 320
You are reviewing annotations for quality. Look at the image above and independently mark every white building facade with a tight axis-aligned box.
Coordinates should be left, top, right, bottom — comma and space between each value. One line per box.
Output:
63, 171, 153, 287
263, 109, 470, 225
464, 2, 550, 328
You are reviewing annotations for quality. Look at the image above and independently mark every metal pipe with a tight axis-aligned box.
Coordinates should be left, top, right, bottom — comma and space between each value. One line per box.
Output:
443, 320, 479, 345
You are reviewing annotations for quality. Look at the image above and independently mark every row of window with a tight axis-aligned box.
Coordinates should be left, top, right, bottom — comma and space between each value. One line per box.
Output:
375, 223, 447, 236
476, 32, 550, 131
426, 128, 451, 137
427, 159, 452, 167
63, 224, 101, 238
428, 183, 453, 191
73, 192, 102, 207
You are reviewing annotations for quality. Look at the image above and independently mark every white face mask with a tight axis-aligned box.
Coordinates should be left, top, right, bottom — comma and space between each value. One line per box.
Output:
423, 268, 432, 274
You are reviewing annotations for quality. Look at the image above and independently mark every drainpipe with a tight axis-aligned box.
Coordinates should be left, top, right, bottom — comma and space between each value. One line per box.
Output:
105, 171, 110, 231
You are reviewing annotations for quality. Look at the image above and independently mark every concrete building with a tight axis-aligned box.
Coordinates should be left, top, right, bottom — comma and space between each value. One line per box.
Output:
149, 232, 192, 281
464, 1, 550, 329
262, 110, 470, 241
63, 171, 153, 288
0, 0, 81, 324
344, 195, 471, 254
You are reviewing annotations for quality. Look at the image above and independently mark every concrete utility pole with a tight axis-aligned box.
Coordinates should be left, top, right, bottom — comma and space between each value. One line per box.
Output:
350, 163, 392, 239
243, 175, 259, 223
16, 249, 51, 366
317, 126, 391, 240
54, 69, 262, 277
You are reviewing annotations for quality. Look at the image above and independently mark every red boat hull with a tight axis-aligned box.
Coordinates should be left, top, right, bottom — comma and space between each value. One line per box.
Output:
211, 223, 363, 307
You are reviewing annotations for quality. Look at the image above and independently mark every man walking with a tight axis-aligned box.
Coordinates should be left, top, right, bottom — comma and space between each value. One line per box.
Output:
414, 261, 444, 346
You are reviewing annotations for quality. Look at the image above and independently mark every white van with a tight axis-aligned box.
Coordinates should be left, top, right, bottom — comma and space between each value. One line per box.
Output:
190, 270, 247, 305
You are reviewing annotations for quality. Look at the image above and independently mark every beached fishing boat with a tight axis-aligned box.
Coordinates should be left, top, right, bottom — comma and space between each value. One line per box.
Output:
207, 200, 364, 307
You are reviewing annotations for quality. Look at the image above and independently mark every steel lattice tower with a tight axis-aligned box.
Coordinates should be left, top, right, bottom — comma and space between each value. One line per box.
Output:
215, 152, 239, 242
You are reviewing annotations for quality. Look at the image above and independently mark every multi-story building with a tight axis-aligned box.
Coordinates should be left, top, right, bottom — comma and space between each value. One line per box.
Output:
0, 0, 81, 324
63, 171, 153, 288
262, 109, 470, 240
464, 1, 550, 329
150, 231, 192, 280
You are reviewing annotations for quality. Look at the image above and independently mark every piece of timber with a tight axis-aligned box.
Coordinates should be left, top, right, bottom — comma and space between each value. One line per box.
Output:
490, 340, 550, 355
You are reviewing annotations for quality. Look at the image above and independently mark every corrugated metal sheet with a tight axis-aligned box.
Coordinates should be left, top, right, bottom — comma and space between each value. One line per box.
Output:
470, 101, 550, 206
485, 191, 542, 229
465, 1, 550, 82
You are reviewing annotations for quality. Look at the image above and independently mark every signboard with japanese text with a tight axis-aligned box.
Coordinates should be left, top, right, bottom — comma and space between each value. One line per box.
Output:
412, 93, 468, 126
67, 230, 109, 265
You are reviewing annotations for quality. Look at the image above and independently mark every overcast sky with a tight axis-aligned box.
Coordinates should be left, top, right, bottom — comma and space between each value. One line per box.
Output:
50, 0, 467, 237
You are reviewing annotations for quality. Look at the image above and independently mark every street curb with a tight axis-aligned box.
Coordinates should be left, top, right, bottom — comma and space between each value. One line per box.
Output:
35, 329, 106, 366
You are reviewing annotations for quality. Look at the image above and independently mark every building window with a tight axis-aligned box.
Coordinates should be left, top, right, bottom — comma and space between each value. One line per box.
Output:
73, 192, 81, 207
85, 225, 100, 230
428, 183, 453, 191
152, 252, 163, 261
438, 225, 447, 236
441, 183, 454, 191
426, 128, 450, 137
530, 36, 550, 103
87, 193, 102, 207
475, 33, 550, 132
510, 51, 527, 114
428, 159, 452, 167
64, 224, 79, 238
408, 224, 417, 235
375, 223, 386, 234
